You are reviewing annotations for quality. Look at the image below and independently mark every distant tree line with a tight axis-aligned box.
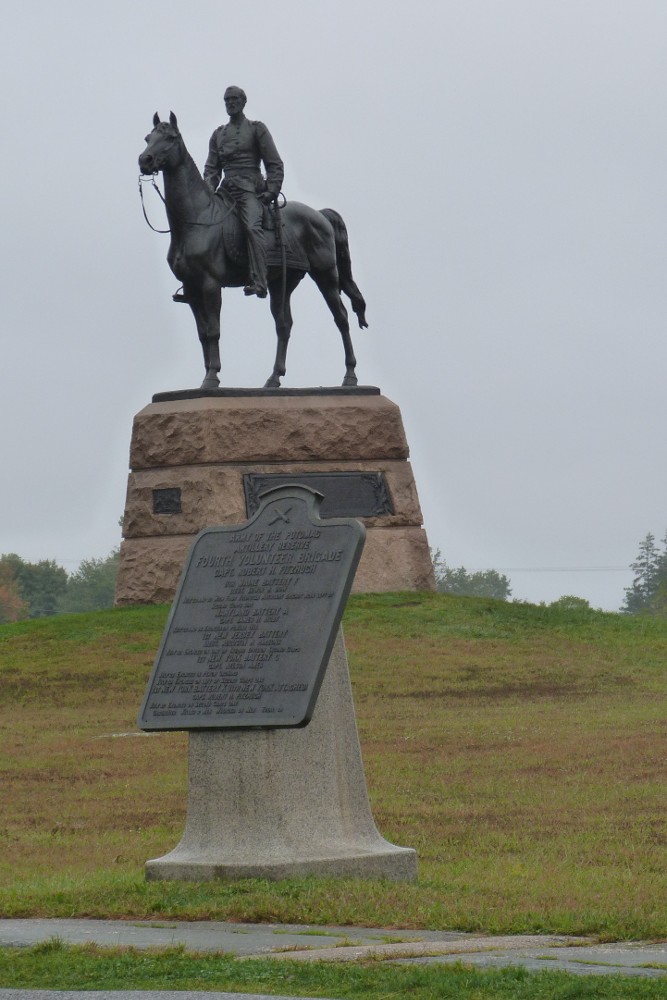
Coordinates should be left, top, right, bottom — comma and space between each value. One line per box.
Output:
622, 531, 667, 615
432, 550, 512, 601
0, 549, 119, 624
11, 537, 650, 619
431, 553, 596, 609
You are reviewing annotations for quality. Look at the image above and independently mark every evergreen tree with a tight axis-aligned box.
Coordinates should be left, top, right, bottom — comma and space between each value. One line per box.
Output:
622, 532, 662, 614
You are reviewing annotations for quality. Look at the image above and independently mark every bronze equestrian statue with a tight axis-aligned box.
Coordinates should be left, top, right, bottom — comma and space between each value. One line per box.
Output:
138, 104, 368, 390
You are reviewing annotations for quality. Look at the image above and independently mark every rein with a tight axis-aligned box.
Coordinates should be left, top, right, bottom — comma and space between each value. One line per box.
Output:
138, 173, 238, 233
138, 174, 170, 233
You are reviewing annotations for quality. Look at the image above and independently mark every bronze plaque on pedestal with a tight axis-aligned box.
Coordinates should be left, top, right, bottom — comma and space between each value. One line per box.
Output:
138, 486, 365, 731
244, 472, 393, 519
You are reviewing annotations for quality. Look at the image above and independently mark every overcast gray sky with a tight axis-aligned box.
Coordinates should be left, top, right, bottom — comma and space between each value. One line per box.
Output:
1, 0, 665, 610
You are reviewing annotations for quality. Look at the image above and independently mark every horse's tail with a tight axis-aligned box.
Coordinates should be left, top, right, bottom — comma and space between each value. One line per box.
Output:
320, 208, 368, 329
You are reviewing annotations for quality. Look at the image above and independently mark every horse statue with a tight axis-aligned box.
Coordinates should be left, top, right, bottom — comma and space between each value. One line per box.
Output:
138, 113, 368, 390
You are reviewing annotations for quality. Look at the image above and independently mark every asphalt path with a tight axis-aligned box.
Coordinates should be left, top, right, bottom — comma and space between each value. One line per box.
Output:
0, 918, 666, 984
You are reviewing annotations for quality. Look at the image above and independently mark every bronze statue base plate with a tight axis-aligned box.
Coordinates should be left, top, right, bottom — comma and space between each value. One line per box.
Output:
152, 386, 381, 402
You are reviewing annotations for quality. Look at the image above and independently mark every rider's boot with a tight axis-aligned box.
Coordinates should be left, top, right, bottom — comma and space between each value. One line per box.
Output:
243, 228, 269, 298
243, 282, 267, 298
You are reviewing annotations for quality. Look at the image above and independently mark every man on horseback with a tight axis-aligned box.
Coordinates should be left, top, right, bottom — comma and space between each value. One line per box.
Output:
203, 86, 284, 299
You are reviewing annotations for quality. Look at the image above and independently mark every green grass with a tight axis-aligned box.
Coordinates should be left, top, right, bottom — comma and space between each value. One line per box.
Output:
1, 593, 667, 939
2, 942, 667, 999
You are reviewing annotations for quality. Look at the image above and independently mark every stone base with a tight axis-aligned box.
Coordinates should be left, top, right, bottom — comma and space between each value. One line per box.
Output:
117, 390, 435, 605
118, 525, 434, 605
145, 630, 417, 882
146, 849, 417, 883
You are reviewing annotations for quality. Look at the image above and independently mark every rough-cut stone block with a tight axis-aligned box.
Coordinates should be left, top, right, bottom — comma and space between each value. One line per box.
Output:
122, 460, 423, 538
355, 527, 435, 592
130, 395, 409, 468
115, 524, 435, 607
116, 536, 191, 606
145, 629, 417, 882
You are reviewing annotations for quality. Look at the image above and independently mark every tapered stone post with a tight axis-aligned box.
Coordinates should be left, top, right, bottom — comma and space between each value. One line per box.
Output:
145, 629, 417, 882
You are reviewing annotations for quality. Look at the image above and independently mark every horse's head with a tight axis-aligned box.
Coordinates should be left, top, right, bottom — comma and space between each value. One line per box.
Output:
139, 112, 183, 175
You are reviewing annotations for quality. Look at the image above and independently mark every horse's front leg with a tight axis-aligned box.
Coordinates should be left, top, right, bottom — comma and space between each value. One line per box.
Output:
188, 279, 222, 389
201, 338, 221, 389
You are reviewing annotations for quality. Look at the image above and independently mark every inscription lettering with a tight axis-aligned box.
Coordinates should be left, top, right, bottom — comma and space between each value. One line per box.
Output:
138, 488, 365, 730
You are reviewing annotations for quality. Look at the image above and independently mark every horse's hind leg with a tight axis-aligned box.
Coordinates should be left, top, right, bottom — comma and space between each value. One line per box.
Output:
264, 269, 304, 388
310, 267, 358, 387
340, 274, 368, 330
318, 207, 368, 329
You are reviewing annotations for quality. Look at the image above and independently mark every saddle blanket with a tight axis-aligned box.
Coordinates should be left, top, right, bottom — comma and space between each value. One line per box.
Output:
215, 193, 309, 272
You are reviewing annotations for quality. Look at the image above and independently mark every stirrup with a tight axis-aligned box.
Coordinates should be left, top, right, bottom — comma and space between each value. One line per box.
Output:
172, 286, 188, 304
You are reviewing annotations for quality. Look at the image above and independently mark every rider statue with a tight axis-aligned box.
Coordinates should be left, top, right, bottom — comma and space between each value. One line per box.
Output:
203, 86, 284, 299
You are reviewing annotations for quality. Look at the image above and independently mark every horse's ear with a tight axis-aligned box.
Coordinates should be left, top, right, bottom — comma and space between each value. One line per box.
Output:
169, 111, 178, 129
153, 112, 160, 127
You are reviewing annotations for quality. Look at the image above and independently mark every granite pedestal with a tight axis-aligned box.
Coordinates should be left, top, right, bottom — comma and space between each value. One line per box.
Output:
116, 389, 435, 605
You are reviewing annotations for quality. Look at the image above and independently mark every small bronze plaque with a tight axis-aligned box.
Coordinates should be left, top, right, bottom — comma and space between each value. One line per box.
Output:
244, 472, 393, 519
153, 488, 182, 515
138, 486, 365, 731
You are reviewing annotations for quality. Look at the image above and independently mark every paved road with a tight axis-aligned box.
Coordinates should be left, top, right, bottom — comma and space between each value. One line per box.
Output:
1, 918, 666, 982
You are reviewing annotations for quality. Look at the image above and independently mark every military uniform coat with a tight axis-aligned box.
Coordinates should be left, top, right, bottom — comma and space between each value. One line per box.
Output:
203, 116, 284, 195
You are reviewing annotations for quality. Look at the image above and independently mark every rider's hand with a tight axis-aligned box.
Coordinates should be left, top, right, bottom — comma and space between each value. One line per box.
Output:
260, 191, 276, 205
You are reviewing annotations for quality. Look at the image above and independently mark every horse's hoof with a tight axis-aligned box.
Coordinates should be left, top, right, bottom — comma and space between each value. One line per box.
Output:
200, 373, 220, 390
264, 375, 281, 389
342, 374, 358, 387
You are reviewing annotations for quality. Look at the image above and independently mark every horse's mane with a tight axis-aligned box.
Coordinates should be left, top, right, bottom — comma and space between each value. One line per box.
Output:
168, 126, 228, 225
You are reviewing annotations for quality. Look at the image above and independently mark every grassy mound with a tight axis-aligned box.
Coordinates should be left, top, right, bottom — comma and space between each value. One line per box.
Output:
1, 593, 666, 939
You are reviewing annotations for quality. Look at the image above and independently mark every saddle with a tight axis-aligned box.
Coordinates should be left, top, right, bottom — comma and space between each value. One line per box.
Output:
214, 190, 309, 273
